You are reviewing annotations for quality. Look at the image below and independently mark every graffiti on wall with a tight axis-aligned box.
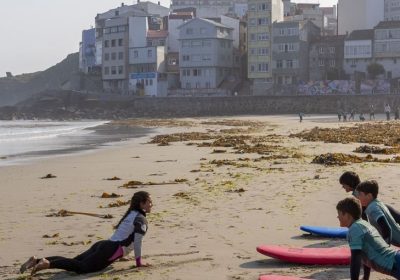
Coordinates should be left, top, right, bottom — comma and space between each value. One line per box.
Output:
297, 80, 390, 95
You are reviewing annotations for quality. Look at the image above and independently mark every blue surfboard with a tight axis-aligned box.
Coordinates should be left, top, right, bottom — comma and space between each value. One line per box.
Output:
300, 226, 348, 238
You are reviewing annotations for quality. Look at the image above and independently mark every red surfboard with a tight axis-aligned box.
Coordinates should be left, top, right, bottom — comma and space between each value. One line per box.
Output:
256, 245, 350, 265
259, 275, 311, 280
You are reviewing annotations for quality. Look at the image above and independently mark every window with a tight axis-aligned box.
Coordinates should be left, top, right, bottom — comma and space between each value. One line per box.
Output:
258, 32, 269, 41
111, 66, 116, 75
118, 52, 123, 60
118, 66, 123, 74
191, 40, 202, 47
186, 82, 191, 89
250, 34, 256, 41
200, 28, 207, 34
195, 82, 200, 88
205, 81, 211, 88
192, 55, 201, 61
149, 79, 153, 86
276, 60, 283, 68
183, 55, 190, 61
249, 4, 256, 11
104, 67, 109, 75
250, 48, 257, 55
111, 52, 116, 60
329, 60, 335, 67
258, 17, 268, 25
203, 40, 211, 47
159, 39, 165, 46
319, 59, 325, 66
250, 64, 256, 72
147, 40, 153, 47
169, 58, 177, 65
118, 39, 123, 46
182, 41, 190, 47
249, 19, 257, 26
202, 55, 211, 61
279, 29, 285, 36
286, 60, 293, 68
258, 48, 268, 56
134, 50, 138, 58
258, 63, 268, 72
186, 28, 193, 34
319, 47, 324, 54
329, 47, 335, 54
111, 39, 116, 47
105, 53, 110, 61
258, 3, 268, 10
118, 26, 126, 32
104, 40, 109, 48
147, 49, 152, 57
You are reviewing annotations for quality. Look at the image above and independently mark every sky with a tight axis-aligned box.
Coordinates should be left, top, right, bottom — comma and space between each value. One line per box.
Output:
0, 0, 337, 77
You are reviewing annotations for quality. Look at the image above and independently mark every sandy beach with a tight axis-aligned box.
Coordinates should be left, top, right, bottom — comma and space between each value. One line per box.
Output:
1, 115, 400, 280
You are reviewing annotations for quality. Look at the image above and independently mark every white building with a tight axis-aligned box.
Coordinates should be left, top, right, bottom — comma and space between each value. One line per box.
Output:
385, 0, 400, 20
343, 29, 374, 78
338, 0, 384, 35
171, 0, 247, 18
374, 20, 400, 79
129, 46, 167, 96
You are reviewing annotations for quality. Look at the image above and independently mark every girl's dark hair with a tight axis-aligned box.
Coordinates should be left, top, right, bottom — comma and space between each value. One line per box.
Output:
339, 171, 361, 189
356, 180, 379, 199
115, 191, 150, 229
336, 197, 362, 220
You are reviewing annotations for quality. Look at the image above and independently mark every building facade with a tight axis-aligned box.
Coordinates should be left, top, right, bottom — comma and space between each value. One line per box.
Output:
272, 20, 320, 85
309, 35, 345, 80
374, 20, 400, 79
247, 0, 283, 95
171, 0, 247, 18
178, 18, 233, 91
79, 28, 96, 73
343, 29, 374, 79
385, 0, 400, 20
338, 0, 384, 35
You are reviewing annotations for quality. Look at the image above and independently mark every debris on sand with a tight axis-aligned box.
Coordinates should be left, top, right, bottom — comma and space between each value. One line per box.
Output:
226, 188, 246, 193
46, 209, 113, 219
312, 153, 400, 166
100, 200, 130, 208
291, 122, 400, 146
119, 180, 182, 188
105, 176, 121, 181
42, 233, 59, 238
173, 192, 199, 205
101, 192, 122, 198
353, 145, 400, 155
212, 149, 227, 154
41, 173, 56, 179
149, 132, 214, 146
174, 178, 188, 183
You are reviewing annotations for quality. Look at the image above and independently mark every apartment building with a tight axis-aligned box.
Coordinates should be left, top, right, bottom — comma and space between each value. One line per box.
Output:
272, 20, 320, 85
338, 0, 384, 35
385, 0, 400, 20
171, 0, 247, 18
247, 0, 283, 95
374, 20, 400, 79
309, 35, 345, 80
129, 46, 167, 96
343, 29, 374, 79
178, 18, 233, 92
79, 28, 96, 73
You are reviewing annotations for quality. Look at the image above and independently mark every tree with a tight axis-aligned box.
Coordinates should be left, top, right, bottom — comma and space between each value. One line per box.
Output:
367, 63, 385, 79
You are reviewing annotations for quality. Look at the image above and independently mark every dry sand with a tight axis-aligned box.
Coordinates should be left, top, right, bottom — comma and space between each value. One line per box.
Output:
1, 115, 399, 280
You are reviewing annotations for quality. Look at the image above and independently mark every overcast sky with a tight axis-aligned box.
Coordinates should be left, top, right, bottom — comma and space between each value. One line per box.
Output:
0, 0, 338, 77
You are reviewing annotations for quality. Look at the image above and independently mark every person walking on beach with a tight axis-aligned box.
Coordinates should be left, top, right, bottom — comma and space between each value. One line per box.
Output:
299, 112, 304, 122
370, 105, 375, 120
349, 109, 355, 121
385, 104, 391, 121
20, 191, 152, 276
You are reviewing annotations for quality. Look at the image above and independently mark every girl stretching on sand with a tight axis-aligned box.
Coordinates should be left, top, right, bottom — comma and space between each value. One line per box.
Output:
20, 191, 152, 275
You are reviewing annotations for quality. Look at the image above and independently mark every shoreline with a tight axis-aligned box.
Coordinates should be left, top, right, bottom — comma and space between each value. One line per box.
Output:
1, 115, 399, 280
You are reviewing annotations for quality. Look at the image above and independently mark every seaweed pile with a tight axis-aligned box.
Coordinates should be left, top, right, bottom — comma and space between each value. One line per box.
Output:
150, 132, 215, 146
353, 145, 400, 154
312, 153, 400, 166
292, 122, 400, 146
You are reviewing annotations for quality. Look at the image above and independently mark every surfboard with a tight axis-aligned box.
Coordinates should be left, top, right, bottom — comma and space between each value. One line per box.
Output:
256, 245, 350, 265
300, 225, 348, 238
259, 275, 311, 280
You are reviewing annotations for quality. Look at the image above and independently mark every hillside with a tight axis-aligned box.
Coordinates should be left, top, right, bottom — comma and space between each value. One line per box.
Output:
0, 53, 81, 106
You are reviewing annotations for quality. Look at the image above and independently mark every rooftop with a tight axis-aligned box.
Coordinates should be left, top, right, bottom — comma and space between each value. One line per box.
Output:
346, 29, 374, 40
375, 20, 400, 29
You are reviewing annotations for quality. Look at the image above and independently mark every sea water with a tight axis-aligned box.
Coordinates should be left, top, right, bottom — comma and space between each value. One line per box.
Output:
0, 120, 106, 165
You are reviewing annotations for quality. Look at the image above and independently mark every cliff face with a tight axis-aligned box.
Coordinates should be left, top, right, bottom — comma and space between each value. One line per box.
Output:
0, 53, 80, 106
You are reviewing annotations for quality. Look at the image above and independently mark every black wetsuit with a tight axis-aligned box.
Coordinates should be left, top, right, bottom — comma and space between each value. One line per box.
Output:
44, 210, 148, 274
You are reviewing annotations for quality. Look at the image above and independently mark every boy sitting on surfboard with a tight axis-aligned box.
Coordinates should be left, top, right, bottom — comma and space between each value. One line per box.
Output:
356, 180, 400, 246
337, 197, 400, 280
339, 171, 400, 223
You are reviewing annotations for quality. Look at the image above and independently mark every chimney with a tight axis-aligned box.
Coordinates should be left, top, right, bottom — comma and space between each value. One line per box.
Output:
158, 1, 160, 5
121, 2, 124, 6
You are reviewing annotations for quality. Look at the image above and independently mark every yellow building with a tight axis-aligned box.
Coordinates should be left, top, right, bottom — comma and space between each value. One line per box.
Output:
247, 0, 283, 94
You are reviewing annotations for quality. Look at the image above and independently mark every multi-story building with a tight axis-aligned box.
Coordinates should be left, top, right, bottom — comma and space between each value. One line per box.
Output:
309, 35, 346, 80
79, 28, 96, 73
343, 29, 374, 79
272, 20, 320, 85
247, 0, 283, 95
171, 0, 247, 18
129, 46, 167, 96
374, 20, 400, 79
321, 6, 338, 35
177, 18, 233, 92
338, 0, 384, 35
385, 0, 400, 20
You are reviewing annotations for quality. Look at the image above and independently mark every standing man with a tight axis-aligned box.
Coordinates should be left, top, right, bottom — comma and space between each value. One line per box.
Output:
385, 103, 391, 121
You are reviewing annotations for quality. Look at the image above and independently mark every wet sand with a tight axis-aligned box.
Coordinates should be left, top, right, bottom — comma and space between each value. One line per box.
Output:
1, 115, 399, 280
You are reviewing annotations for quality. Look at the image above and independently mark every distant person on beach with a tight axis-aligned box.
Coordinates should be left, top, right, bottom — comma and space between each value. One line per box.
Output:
349, 109, 355, 121
20, 191, 152, 276
299, 112, 304, 122
356, 180, 400, 246
337, 197, 400, 280
343, 111, 348, 122
370, 105, 375, 120
339, 172, 400, 224
338, 110, 342, 122
385, 104, 391, 121
395, 107, 400, 120
359, 113, 366, 121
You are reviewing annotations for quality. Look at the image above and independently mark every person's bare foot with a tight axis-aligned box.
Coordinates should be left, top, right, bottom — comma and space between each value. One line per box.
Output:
31, 258, 50, 275
19, 256, 37, 274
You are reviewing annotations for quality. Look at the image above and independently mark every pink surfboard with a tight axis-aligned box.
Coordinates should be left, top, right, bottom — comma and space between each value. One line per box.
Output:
259, 275, 311, 280
256, 245, 350, 265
